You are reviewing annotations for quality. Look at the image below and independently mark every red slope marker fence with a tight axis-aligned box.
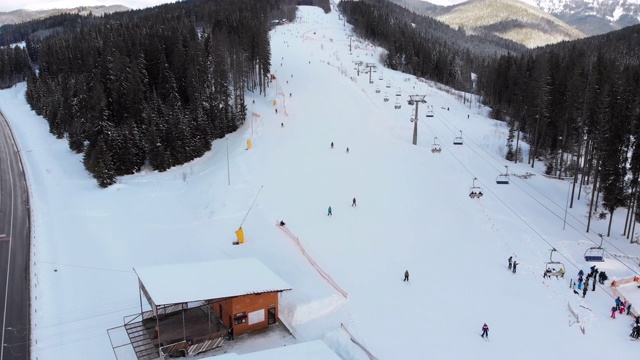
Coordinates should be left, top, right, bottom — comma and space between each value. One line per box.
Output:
276, 224, 348, 298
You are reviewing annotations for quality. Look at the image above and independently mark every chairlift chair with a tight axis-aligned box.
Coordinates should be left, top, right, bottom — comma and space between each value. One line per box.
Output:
584, 234, 605, 262
384, 93, 389, 102
496, 165, 510, 185
431, 137, 442, 153
375, 86, 381, 93
386, 81, 391, 88
425, 105, 434, 118
396, 88, 402, 96
453, 130, 463, 145
394, 99, 401, 109
544, 249, 565, 278
379, 74, 383, 81
469, 177, 483, 198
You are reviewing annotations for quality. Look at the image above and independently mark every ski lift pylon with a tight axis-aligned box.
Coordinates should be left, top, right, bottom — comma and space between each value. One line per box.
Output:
544, 248, 565, 278
496, 165, 510, 185
584, 233, 605, 262
453, 130, 463, 145
469, 177, 483, 198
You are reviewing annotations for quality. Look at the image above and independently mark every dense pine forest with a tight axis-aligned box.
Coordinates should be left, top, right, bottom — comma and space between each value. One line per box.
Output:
477, 25, 640, 237
0, 0, 640, 236
20, 0, 297, 187
0, 45, 29, 88
339, 0, 525, 92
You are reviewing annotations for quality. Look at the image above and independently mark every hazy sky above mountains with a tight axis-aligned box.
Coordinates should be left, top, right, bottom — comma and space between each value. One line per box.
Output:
0, 0, 175, 12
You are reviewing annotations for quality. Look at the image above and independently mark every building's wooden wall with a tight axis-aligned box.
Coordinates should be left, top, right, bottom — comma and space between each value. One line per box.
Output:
212, 292, 279, 336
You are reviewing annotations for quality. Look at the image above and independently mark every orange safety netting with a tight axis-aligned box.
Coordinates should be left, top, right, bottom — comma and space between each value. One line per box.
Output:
610, 275, 640, 317
277, 224, 347, 298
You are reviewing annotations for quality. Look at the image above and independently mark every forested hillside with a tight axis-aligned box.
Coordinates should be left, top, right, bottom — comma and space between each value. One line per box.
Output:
1, 0, 639, 235
477, 24, 640, 235
0, 45, 29, 88
21, 0, 296, 187
339, 0, 525, 92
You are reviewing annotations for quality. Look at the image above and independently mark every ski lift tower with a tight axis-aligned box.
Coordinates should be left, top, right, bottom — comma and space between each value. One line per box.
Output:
408, 95, 427, 145
365, 63, 376, 84
354, 60, 363, 76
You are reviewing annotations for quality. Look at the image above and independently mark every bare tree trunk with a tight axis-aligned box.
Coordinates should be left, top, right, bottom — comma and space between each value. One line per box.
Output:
578, 136, 592, 201
607, 209, 614, 237
624, 181, 636, 237
531, 115, 540, 168
570, 132, 583, 208
558, 123, 567, 177
586, 158, 600, 233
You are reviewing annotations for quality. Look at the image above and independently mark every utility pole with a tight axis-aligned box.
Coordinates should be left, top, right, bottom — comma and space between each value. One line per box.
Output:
365, 63, 376, 84
408, 95, 427, 145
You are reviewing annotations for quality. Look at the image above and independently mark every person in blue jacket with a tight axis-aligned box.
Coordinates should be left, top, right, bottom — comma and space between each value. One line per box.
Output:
328, 206, 332, 216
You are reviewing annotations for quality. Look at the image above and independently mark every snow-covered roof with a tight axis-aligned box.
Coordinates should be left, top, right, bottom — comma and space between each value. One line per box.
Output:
134, 258, 291, 306
203, 340, 341, 360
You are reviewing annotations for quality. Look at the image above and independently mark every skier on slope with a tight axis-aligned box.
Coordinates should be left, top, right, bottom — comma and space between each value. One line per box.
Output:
327, 206, 332, 216
404, 270, 409, 282
508, 256, 513, 270
352, 197, 357, 207
481, 324, 489, 338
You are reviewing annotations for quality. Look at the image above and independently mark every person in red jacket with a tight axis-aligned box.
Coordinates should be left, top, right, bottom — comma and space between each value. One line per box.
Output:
481, 323, 489, 338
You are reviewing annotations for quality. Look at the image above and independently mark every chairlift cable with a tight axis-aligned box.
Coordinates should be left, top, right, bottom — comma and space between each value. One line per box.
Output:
427, 111, 640, 277
419, 120, 634, 291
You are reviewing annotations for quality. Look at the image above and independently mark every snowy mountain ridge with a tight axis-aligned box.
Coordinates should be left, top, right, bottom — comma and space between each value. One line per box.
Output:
525, 0, 640, 16
526, 0, 640, 34
422, 0, 640, 35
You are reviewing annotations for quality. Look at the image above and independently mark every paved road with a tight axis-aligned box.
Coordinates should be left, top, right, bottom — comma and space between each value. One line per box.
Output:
0, 111, 30, 360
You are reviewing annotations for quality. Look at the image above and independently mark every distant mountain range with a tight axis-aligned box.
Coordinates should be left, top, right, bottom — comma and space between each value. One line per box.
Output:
0, 5, 130, 26
392, 0, 640, 46
526, 0, 640, 35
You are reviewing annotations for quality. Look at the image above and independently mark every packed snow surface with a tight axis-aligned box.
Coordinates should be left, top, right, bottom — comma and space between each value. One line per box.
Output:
0, 4, 639, 360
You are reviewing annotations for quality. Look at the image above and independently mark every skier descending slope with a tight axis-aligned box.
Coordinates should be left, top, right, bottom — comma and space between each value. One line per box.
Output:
481, 323, 489, 340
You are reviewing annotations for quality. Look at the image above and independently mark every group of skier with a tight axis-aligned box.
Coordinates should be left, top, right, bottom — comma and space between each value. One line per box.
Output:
611, 296, 634, 319
330, 141, 349, 153
507, 256, 518, 273
327, 198, 356, 217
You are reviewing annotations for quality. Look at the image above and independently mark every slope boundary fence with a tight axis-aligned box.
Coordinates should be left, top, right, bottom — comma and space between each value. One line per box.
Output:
611, 276, 640, 317
276, 224, 348, 298
341, 323, 379, 360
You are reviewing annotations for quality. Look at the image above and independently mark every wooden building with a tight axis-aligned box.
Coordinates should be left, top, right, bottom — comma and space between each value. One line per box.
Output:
125, 258, 291, 359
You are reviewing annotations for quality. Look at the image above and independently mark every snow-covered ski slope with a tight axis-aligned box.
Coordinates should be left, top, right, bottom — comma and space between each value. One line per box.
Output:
0, 4, 639, 360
